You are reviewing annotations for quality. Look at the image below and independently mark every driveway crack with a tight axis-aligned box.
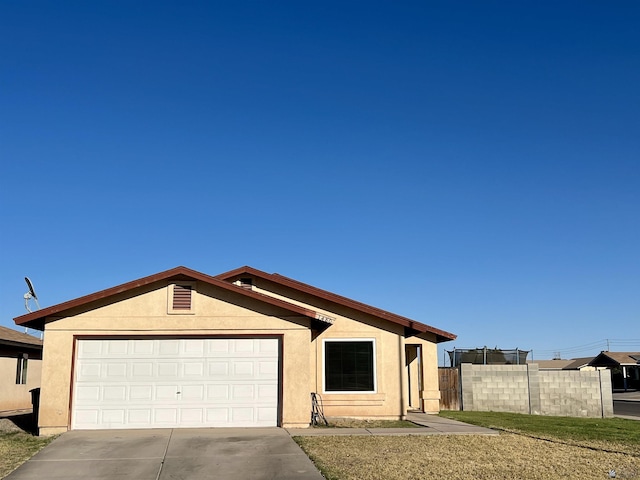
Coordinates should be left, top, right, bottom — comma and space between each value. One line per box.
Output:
155, 428, 174, 480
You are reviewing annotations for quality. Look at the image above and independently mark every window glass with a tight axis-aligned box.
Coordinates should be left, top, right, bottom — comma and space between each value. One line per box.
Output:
16, 354, 28, 385
325, 341, 374, 392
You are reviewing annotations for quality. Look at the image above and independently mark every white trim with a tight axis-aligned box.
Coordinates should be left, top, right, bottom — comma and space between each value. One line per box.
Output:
322, 338, 377, 394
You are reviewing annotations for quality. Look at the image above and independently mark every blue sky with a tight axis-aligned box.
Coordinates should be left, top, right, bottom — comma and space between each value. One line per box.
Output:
1, 1, 638, 363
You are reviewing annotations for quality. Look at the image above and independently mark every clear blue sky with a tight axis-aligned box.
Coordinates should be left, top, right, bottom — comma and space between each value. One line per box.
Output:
1, 1, 638, 363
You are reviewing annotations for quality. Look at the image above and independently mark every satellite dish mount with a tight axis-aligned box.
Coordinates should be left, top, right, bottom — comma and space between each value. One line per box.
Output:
24, 277, 40, 313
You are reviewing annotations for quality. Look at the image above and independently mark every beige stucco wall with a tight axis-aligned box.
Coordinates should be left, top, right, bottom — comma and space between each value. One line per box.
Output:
0, 350, 42, 412
38, 282, 313, 435
37, 278, 445, 435
252, 282, 442, 418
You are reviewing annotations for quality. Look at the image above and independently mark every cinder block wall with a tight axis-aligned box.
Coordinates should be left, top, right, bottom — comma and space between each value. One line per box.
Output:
460, 364, 613, 418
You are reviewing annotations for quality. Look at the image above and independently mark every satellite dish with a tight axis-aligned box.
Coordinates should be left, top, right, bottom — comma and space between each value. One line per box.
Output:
24, 277, 40, 313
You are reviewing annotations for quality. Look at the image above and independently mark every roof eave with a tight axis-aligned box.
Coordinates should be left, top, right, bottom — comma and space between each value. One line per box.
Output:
216, 266, 457, 342
0, 339, 43, 349
14, 266, 325, 331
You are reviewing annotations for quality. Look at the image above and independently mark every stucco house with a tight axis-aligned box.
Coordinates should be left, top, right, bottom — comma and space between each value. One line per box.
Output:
531, 357, 600, 371
589, 351, 640, 390
13, 266, 456, 435
0, 325, 43, 413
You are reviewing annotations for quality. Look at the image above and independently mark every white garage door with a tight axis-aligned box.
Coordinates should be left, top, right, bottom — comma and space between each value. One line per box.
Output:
72, 338, 279, 430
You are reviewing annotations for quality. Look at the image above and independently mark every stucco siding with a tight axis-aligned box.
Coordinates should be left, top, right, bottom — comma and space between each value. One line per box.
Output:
33, 276, 446, 434
38, 283, 314, 434
253, 282, 441, 418
0, 349, 42, 412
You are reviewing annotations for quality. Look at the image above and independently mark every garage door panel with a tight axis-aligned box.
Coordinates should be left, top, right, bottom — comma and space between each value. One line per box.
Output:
233, 361, 254, 376
207, 361, 229, 376
159, 340, 180, 355
132, 340, 154, 355
72, 338, 279, 430
257, 407, 277, 423
184, 362, 204, 376
181, 385, 205, 400
258, 360, 278, 376
74, 409, 99, 426
155, 408, 178, 424
76, 385, 100, 401
207, 384, 230, 400
77, 363, 101, 380
128, 409, 151, 424
103, 385, 127, 401
130, 385, 153, 400
206, 408, 228, 423
156, 385, 180, 400
183, 339, 206, 355
102, 409, 126, 425
132, 362, 153, 378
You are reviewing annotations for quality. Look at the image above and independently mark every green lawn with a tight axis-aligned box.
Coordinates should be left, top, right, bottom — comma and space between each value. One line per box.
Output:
0, 432, 54, 479
439, 410, 640, 446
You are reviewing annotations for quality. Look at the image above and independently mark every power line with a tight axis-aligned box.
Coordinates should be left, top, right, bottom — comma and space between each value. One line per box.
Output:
532, 338, 640, 360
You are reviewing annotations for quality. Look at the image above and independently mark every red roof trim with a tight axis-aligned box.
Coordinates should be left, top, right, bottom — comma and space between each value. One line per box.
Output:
216, 266, 456, 343
13, 266, 323, 330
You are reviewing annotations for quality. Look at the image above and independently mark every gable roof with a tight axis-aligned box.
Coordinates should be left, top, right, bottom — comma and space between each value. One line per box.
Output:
563, 357, 596, 370
589, 351, 640, 367
13, 266, 331, 331
530, 359, 573, 370
0, 325, 43, 349
216, 266, 456, 343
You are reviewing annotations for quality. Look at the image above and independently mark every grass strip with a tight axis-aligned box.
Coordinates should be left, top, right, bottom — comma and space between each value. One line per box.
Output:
0, 432, 54, 479
439, 410, 640, 456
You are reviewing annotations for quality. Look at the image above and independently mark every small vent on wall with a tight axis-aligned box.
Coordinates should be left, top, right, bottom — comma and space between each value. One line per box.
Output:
172, 284, 192, 309
239, 278, 253, 289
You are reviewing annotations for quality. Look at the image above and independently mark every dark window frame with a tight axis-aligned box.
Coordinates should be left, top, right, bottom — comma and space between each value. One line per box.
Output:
16, 353, 28, 385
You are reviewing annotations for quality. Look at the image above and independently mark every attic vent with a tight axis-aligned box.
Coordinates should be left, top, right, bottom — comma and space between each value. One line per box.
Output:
172, 284, 192, 309
239, 278, 253, 289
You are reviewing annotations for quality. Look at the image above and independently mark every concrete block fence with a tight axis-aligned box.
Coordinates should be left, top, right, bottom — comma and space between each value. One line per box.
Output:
459, 364, 614, 418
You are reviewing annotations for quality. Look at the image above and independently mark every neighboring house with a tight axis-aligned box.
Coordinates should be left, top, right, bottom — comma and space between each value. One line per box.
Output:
14, 266, 456, 435
0, 325, 43, 413
529, 359, 573, 370
589, 351, 640, 390
531, 357, 601, 371
563, 357, 600, 371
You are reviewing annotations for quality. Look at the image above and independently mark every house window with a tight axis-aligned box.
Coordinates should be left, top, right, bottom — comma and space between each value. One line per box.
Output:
16, 354, 28, 385
323, 339, 376, 393
168, 282, 196, 314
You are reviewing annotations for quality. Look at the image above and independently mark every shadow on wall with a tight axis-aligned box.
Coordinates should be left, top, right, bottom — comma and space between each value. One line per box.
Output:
0, 413, 38, 435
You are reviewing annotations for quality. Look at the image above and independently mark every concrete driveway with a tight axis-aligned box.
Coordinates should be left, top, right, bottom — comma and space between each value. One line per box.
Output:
6, 428, 324, 480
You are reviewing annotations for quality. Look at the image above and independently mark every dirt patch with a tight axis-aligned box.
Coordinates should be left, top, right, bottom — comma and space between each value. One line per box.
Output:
316, 418, 418, 429
296, 433, 640, 480
0, 414, 35, 435
0, 419, 25, 434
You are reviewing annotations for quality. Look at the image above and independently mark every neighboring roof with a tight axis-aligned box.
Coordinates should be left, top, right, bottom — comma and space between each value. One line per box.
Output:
589, 351, 640, 367
216, 266, 457, 343
563, 357, 596, 370
0, 325, 43, 349
13, 266, 332, 331
530, 359, 573, 370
